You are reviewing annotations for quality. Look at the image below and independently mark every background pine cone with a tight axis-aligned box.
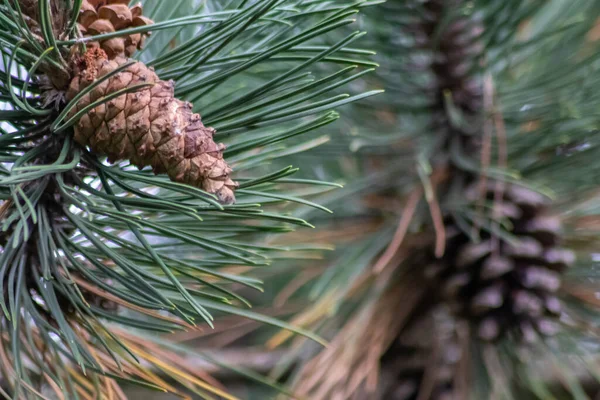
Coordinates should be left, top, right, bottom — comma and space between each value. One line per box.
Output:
417, 0, 484, 157
421, 0, 484, 116
427, 183, 576, 341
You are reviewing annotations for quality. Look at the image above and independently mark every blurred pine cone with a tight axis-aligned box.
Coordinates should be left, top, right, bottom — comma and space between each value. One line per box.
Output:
427, 183, 576, 341
420, 0, 484, 118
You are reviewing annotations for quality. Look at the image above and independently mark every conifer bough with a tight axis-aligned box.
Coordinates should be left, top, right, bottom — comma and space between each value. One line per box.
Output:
415, 0, 574, 342
0, 0, 383, 397
286, 1, 600, 399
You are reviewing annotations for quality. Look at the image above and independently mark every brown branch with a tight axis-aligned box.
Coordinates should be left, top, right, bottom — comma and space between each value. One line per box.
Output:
421, 168, 449, 258
373, 187, 423, 273
473, 74, 494, 239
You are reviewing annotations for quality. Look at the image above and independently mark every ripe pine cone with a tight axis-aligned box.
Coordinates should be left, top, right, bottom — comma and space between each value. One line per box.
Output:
381, 312, 459, 400
78, 0, 152, 58
67, 49, 237, 203
426, 183, 575, 341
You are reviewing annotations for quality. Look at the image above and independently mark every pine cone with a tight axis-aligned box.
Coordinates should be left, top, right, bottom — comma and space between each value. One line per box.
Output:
67, 49, 237, 203
409, 0, 484, 161
427, 183, 575, 341
420, 0, 484, 117
78, 0, 152, 59
381, 313, 459, 400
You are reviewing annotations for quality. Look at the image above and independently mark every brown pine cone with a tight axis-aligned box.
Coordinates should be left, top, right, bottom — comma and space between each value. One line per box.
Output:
426, 183, 575, 341
67, 49, 237, 203
78, 0, 152, 59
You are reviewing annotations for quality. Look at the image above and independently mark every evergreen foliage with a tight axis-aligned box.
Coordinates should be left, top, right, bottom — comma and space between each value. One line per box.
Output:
0, 0, 378, 398
264, 1, 600, 399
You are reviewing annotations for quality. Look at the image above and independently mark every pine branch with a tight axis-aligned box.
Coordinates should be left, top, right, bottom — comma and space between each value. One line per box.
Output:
0, 0, 379, 398
267, 1, 600, 399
